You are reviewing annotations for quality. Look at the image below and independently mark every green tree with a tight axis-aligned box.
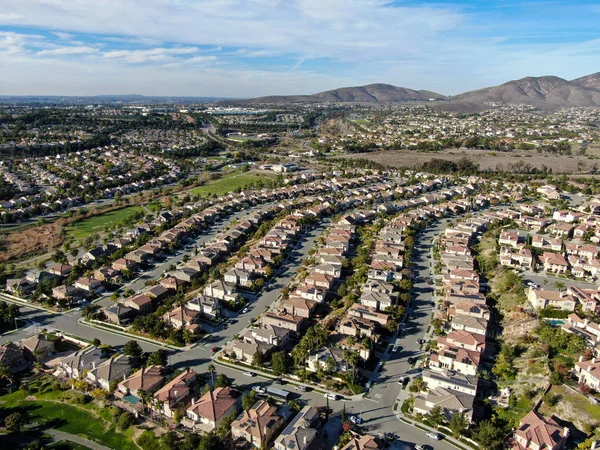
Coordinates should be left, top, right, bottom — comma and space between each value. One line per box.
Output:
252, 350, 264, 368
147, 349, 168, 366
207, 364, 216, 387
427, 406, 445, 427
472, 420, 506, 450
5, 411, 25, 432
199, 431, 221, 450
448, 412, 468, 437
242, 391, 257, 411
271, 351, 289, 376
215, 373, 231, 388
123, 340, 143, 359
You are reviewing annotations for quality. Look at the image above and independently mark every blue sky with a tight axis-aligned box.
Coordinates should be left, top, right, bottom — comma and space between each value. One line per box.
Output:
0, 0, 599, 97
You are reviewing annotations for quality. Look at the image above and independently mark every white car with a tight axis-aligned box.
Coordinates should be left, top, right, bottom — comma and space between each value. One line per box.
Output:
294, 385, 307, 391
324, 393, 339, 400
349, 415, 363, 424
252, 386, 266, 394
242, 307, 249, 314
244, 371, 255, 377
427, 432, 441, 440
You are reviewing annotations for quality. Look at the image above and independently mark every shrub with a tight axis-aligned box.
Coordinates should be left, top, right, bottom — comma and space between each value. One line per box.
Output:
348, 383, 364, 394
70, 392, 90, 404
117, 411, 135, 430
137, 430, 162, 450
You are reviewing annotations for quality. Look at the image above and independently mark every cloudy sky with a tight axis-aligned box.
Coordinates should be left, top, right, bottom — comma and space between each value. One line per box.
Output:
1, 0, 599, 97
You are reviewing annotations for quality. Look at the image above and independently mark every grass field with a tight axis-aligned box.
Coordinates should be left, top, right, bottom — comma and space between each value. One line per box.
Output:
0, 390, 137, 450
191, 172, 270, 197
46, 441, 92, 450
66, 206, 144, 240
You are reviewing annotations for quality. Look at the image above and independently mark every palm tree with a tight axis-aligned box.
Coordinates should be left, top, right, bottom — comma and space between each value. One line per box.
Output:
343, 350, 360, 384
207, 364, 216, 388
0, 363, 14, 386
137, 389, 152, 418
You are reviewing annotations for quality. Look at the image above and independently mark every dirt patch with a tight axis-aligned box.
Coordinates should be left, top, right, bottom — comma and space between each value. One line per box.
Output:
0, 219, 66, 263
345, 149, 597, 173
538, 384, 600, 431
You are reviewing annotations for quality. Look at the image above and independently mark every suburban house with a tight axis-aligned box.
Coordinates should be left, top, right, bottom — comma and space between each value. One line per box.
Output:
541, 252, 569, 274
59, 346, 107, 379
573, 358, 600, 390
510, 411, 568, 450
339, 433, 385, 450
231, 400, 285, 448
153, 369, 198, 418
413, 387, 474, 423
422, 369, 478, 396
274, 406, 320, 450
86, 355, 134, 391
185, 386, 239, 432
527, 288, 576, 311
20, 334, 55, 360
0, 343, 29, 373
117, 365, 165, 399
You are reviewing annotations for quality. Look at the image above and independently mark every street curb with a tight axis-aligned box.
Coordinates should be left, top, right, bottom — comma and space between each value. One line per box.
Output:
395, 411, 478, 450
78, 319, 181, 350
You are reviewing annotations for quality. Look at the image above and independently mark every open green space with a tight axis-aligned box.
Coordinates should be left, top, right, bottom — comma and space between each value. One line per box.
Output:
46, 441, 93, 450
0, 386, 137, 450
191, 172, 270, 197
66, 206, 144, 240
227, 136, 259, 142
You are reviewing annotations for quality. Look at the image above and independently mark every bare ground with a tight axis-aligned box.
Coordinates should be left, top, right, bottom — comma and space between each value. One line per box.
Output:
346, 149, 598, 173
0, 219, 65, 263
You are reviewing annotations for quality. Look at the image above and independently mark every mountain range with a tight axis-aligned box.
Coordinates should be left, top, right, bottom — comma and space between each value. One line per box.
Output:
228, 72, 600, 110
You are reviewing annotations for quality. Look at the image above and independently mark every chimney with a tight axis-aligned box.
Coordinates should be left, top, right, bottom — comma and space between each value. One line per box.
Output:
563, 427, 570, 439
591, 441, 596, 450
593, 358, 597, 364
303, 436, 307, 445
92, 361, 96, 369
580, 355, 585, 363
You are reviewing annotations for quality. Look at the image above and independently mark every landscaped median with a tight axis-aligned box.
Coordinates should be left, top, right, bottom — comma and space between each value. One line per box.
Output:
79, 318, 182, 350
214, 355, 358, 399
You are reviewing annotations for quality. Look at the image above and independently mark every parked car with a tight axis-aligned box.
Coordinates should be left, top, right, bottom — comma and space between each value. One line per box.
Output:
252, 386, 266, 394
349, 415, 363, 424
324, 393, 339, 400
211, 347, 220, 353
242, 307, 249, 314
294, 385, 307, 391
244, 371, 255, 377
415, 445, 424, 450
427, 432, 441, 440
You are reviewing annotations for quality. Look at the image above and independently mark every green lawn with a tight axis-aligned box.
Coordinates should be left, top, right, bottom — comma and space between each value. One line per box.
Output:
191, 172, 270, 197
66, 206, 144, 240
0, 390, 138, 450
46, 441, 93, 450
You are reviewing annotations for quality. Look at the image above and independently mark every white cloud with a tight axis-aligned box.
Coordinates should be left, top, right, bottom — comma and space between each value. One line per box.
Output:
0, 1, 599, 96
0, 0, 463, 62
102, 47, 200, 63
0, 12, 21, 21
37, 45, 98, 55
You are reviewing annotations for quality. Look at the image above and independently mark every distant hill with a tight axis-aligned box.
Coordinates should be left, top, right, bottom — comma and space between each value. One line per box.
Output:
449, 74, 600, 109
223, 83, 447, 105
572, 72, 600, 90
